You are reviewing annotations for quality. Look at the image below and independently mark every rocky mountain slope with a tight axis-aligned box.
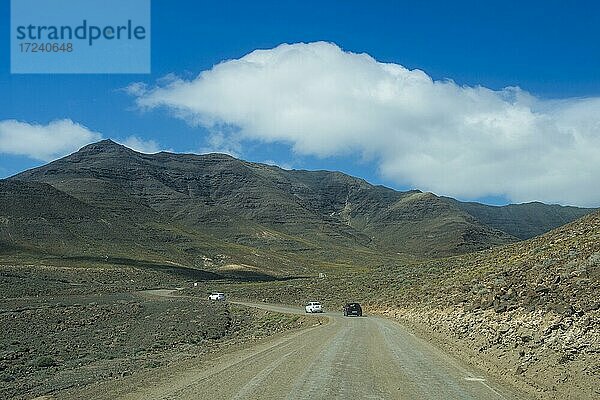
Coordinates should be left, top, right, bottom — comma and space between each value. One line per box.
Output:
376, 211, 600, 399
2, 140, 596, 266
450, 199, 593, 240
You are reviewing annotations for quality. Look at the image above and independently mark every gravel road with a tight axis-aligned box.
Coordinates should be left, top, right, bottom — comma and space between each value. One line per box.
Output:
64, 301, 526, 399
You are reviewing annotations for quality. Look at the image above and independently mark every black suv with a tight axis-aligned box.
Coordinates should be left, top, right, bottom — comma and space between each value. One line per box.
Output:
343, 302, 362, 317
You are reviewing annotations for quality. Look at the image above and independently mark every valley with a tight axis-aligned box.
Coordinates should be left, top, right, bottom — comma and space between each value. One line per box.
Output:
0, 141, 598, 399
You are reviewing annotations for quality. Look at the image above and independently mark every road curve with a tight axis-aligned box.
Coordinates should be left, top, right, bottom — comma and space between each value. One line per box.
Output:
67, 299, 525, 399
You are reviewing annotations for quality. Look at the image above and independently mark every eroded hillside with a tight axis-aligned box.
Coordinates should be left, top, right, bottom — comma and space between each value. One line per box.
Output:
378, 211, 600, 399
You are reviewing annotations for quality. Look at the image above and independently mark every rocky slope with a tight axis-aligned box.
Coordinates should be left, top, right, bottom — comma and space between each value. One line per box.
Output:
376, 211, 600, 399
451, 199, 593, 240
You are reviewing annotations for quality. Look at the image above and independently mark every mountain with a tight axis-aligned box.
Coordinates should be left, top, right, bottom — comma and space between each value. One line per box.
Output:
0, 179, 242, 268
449, 199, 593, 240
2, 140, 596, 268
388, 209, 600, 313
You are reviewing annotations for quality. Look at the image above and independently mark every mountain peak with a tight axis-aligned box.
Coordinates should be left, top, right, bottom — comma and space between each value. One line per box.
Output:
77, 139, 133, 155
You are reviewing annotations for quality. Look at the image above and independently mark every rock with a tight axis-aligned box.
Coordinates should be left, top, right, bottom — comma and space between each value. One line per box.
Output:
535, 286, 550, 295
494, 302, 508, 313
582, 302, 600, 312
518, 329, 533, 342
544, 323, 561, 334
549, 303, 574, 316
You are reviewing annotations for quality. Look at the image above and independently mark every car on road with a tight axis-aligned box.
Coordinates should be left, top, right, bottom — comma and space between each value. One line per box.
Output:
305, 301, 323, 313
208, 292, 226, 301
343, 302, 362, 317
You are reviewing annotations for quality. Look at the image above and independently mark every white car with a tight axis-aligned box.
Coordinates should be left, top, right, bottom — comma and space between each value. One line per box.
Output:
305, 301, 323, 313
208, 292, 226, 301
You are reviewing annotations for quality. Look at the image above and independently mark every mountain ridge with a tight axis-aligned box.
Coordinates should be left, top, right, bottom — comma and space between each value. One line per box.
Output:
3, 140, 596, 268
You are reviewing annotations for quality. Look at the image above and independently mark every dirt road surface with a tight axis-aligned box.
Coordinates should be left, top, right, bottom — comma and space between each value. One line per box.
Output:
64, 300, 526, 400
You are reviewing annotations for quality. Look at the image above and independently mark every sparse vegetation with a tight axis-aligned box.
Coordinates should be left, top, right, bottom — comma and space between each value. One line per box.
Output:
0, 264, 316, 400
30, 356, 56, 368
1, 142, 598, 399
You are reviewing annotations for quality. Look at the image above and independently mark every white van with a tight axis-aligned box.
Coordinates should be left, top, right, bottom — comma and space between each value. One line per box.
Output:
208, 292, 226, 301
305, 301, 323, 313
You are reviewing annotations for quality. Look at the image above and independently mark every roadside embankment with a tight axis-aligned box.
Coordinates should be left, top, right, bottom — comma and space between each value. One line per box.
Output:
372, 304, 599, 400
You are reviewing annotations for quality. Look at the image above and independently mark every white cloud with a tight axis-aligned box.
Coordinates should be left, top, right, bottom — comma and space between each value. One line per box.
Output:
0, 119, 166, 161
0, 119, 102, 161
197, 131, 242, 157
117, 136, 162, 154
130, 42, 600, 207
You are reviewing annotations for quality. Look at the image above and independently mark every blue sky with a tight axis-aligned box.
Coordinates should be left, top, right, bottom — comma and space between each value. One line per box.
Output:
1, 1, 600, 206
